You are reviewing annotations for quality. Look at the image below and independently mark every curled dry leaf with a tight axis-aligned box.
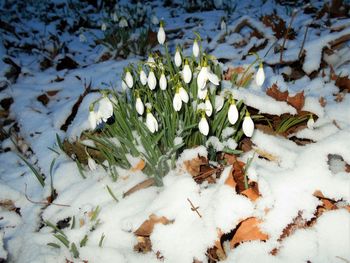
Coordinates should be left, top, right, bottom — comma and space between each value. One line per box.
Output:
134, 214, 171, 237
230, 217, 268, 249
214, 229, 226, 261
224, 167, 237, 189
184, 156, 208, 177
123, 178, 155, 198
253, 147, 279, 162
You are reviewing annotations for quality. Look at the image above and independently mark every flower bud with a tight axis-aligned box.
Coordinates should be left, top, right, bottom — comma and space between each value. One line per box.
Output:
174, 49, 182, 67
157, 23, 166, 45
193, 39, 199, 57
228, 102, 238, 125
173, 92, 182, 111
140, 70, 147, 85
242, 113, 254, 137
135, 97, 144, 115
125, 70, 133, 88
256, 63, 265, 87
183, 63, 192, 84
199, 116, 209, 136
159, 73, 167, 90
148, 71, 157, 90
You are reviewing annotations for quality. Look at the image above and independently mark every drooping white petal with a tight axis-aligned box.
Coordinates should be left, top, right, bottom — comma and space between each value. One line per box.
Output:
157, 26, 166, 45
242, 116, 254, 137
179, 87, 189, 103
121, 80, 128, 90
183, 64, 192, 84
198, 87, 208, 100
256, 65, 265, 86
148, 71, 157, 90
159, 73, 167, 90
215, 95, 224, 112
205, 99, 213, 117
135, 97, 144, 115
112, 12, 118, 22
125, 71, 133, 88
88, 157, 97, 171
197, 66, 208, 91
88, 111, 97, 130
119, 18, 128, 28
174, 51, 182, 67
147, 56, 156, 68
101, 23, 107, 31
228, 104, 239, 125
97, 97, 113, 121
221, 20, 226, 31
307, 118, 314, 130
199, 116, 209, 136
173, 93, 182, 111
207, 70, 220, 86
193, 40, 199, 57
146, 112, 158, 133
140, 70, 147, 85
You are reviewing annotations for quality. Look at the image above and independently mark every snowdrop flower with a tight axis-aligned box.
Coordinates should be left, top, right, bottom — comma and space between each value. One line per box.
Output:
157, 21, 166, 45
256, 63, 265, 87
197, 64, 220, 90
220, 19, 226, 32
88, 157, 97, 171
193, 39, 199, 57
215, 95, 224, 112
151, 15, 159, 25
179, 87, 189, 103
198, 86, 208, 100
112, 12, 118, 22
139, 70, 147, 85
119, 17, 128, 28
79, 33, 87, 43
97, 97, 114, 122
135, 97, 144, 115
205, 97, 213, 117
198, 114, 209, 136
173, 92, 182, 111
159, 72, 167, 90
88, 110, 97, 130
101, 23, 107, 31
182, 61, 192, 84
148, 70, 157, 90
174, 48, 182, 67
125, 70, 133, 88
307, 116, 314, 129
228, 100, 238, 125
147, 55, 156, 68
242, 112, 254, 137
121, 80, 128, 91
146, 110, 158, 133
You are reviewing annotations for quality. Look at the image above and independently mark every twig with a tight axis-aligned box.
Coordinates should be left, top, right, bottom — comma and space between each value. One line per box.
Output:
298, 24, 310, 59
280, 10, 297, 63
187, 198, 202, 218
24, 184, 70, 207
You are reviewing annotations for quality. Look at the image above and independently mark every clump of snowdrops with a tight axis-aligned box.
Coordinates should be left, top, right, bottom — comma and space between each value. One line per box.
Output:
88, 22, 265, 185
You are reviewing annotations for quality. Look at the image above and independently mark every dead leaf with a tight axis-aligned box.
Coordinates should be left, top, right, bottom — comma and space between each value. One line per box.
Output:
319, 97, 327, 107
335, 75, 350, 92
47, 90, 60, 96
253, 147, 279, 162
232, 160, 246, 193
223, 153, 237, 165
223, 67, 245, 80
214, 229, 226, 260
287, 91, 305, 111
37, 94, 50, 106
230, 217, 268, 249
123, 178, 155, 198
224, 168, 237, 189
134, 236, 152, 253
130, 159, 146, 172
241, 186, 260, 201
266, 84, 289, 101
184, 156, 208, 177
134, 214, 171, 237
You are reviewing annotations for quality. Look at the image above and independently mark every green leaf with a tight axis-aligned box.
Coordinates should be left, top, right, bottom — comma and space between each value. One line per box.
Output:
106, 185, 118, 202
47, 242, 60, 249
70, 242, 79, 258
53, 234, 69, 248
18, 154, 45, 187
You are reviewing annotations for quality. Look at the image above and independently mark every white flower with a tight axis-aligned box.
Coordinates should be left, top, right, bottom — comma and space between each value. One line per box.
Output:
88, 111, 97, 130
220, 19, 226, 31
159, 73, 167, 90
121, 80, 128, 90
135, 97, 144, 115
146, 112, 158, 133
157, 24, 166, 45
148, 71, 157, 90
179, 87, 189, 103
173, 92, 182, 111
228, 103, 238, 125
307, 117, 314, 129
198, 87, 208, 100
215, 95, 224, 112
182, 63, 192, 83
147, 55, 156, 68
88, 157, 97, 171
79, 33, 87, 43
199, 116, 209, 136
174, 50, 182, 67
97, 97, 114, 122
256, 63, 265, 87
193, 39, 199, 57
140, 70, 147, 85
242, 114, 254, 137
125, 71, 133, 88
112, 12, 118, 22
197, 66, 220, 91
151, 15, 159, 25
205, 98, 213, 117
119, 17, 128, 28
101, 23, 107, 31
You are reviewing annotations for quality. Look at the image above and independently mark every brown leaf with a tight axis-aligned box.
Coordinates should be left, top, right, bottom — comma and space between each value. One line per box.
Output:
232, 161, 246, 193
240, 138, 253, 152
134, 236, 152, 253
134, 214, 171, 237
47, 90, 60, 96
287, 91, 305, 111
130, 159, 146, 172
319, 97, 327, 107
224, 167, 237, 189
214, 229, 226, 261
184, 156, 208, 177
37, 94, 50, 106
223, 67, 245, 80
241, 186, 260, 201
335, 75, 350, 92
230, 217, 268, 249
223, 153, 237, 165
123, 178, 155, 198
266, 83, 289, 102
253, 147, 279, 162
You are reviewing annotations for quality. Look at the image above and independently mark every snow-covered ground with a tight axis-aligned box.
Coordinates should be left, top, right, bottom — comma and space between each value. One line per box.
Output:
0, 1, 349, 262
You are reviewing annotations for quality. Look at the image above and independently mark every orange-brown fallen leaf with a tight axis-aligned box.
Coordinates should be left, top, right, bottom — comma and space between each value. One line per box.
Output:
134, 214, 171, 237
230, 217, 268, 249
253, 147, 279, 162
214, 229, 226, 260
130, 159, 146, 172
224, 168, 237, 189
266, 84, 289, 102
287, 91, 305, 111
184, 156, 208, 177
123, 178, 155, 197
241, 187, 260, 201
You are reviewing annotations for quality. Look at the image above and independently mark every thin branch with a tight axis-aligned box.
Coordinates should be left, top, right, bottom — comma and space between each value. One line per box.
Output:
187, 198, 202, 218
280, 11, 298, 63
24, 184, 70, 207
